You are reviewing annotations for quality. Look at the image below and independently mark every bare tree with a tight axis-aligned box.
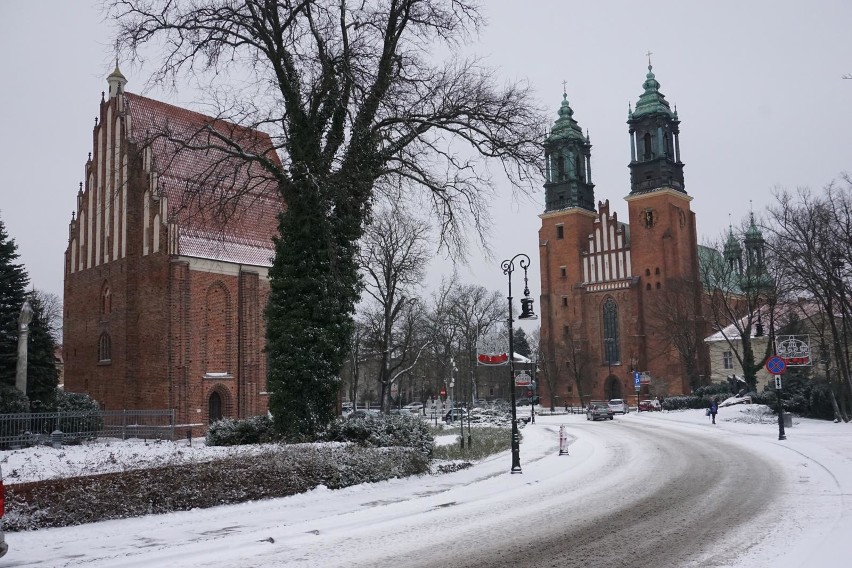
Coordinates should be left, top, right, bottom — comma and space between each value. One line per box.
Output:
358, 206, 431, 411
764, 181, 852, 418
32, 290, 63, 344
560, 322, 592, 406
445, 281, 503, 405
110, 0, 546, 438
646, 278, 706, 391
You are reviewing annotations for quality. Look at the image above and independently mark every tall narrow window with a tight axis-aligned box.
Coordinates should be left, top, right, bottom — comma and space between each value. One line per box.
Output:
602, 298, 620, 364
556, 225, 564, 239
98, 332, 112, 362
643, 132, 652, 160
101, 283, 111, 315
723, 351, 733, 370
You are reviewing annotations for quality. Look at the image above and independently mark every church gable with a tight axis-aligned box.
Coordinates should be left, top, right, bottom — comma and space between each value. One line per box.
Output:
583, 200, 632, 285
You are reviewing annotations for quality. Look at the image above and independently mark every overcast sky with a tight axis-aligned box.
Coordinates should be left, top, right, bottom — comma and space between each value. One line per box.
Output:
1, 1, 850, 309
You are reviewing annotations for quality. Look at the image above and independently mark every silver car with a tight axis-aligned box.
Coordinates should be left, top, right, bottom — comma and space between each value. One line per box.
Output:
608, 398, 630, 414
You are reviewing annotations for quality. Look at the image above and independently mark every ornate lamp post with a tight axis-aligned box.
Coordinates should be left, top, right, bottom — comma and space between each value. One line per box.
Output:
15, 299, 34, 394
502, 253, 538, 474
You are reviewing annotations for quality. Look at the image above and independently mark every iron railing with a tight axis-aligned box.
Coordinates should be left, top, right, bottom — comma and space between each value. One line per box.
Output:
0, 409, 175, 447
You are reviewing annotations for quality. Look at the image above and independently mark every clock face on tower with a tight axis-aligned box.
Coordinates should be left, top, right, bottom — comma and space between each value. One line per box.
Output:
642, 208, 656, 229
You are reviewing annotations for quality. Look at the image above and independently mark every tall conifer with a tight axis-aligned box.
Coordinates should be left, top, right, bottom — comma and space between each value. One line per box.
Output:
0, 215, 30, 389
25, 294, 59, 410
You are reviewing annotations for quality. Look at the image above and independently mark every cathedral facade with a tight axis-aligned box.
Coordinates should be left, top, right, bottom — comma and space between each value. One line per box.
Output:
63, 68, 282, 428
538, 65, 708, 405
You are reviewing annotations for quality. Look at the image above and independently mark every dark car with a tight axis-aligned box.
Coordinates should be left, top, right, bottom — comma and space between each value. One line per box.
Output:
586, 402, 614, 421
515, 398, 532, 406
443, 408, 467, 423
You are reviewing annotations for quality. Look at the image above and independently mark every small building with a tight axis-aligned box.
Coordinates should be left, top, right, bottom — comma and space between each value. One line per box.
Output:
63, 67, 282, 429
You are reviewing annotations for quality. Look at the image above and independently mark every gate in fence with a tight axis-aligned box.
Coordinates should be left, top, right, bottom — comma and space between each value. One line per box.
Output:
0, 409, 175, 447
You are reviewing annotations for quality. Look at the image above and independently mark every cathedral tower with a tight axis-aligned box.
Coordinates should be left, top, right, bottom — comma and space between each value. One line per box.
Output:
544, 92, 595, 212
624, 63, 704, 394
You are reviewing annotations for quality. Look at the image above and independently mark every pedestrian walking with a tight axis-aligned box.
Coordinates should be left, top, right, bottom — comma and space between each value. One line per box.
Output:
709, 399, 719, 424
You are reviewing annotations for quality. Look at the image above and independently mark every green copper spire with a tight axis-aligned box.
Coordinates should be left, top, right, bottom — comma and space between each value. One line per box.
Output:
632, 64, 674, 118
548, 93, 586, 142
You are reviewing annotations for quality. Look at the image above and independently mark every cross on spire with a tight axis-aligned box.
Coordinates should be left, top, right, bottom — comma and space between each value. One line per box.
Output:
646, 50, 653, 68
562, 80, 567, 95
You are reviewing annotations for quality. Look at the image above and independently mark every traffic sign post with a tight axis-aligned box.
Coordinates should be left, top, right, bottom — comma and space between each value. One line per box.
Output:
765, 356, 787, 441
633, 371, 641, 412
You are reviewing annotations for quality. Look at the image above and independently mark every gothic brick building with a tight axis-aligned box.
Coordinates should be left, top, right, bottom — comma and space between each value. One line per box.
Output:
63, 67, 282, 427
538, 65, 708, 405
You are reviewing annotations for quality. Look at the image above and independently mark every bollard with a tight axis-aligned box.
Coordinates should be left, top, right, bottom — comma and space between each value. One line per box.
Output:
51, 429, 63, 449
558, 425, 569, 455
186, 428, 192, 446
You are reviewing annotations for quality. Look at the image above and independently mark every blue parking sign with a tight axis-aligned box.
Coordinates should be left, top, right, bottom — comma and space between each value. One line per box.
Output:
633, 371, 641, 391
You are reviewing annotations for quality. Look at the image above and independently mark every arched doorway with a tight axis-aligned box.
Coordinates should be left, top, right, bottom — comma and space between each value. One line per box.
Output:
208, 391, 223, 424
604, 375, 622, 400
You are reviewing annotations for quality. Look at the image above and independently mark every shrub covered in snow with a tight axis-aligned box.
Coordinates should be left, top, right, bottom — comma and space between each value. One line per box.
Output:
206, 415, 280, 446
3, 444, 429, 531
0, 384, 30, 414
323, 413, 434, 456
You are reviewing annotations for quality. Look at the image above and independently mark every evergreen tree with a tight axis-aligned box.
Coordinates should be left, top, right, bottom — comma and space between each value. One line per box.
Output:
25, 293, 59, 410
513, 328, 532, 359
0, 215, 30, 389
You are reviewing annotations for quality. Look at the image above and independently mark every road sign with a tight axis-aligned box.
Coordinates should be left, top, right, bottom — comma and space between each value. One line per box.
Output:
439, 386, 447, 401
526, 389, 534, 398
633, 371, 641, 391
765, 355, 786, 375
774, 375, 782, 389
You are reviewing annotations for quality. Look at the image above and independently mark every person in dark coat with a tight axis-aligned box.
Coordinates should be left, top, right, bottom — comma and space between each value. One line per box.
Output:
709, 399, 719, 424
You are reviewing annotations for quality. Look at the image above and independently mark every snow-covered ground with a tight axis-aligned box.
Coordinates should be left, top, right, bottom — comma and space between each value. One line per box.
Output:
2, 405, 850, 567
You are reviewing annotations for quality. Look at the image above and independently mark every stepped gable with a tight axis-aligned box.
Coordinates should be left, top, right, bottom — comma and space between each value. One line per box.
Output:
125, 93, 282, 266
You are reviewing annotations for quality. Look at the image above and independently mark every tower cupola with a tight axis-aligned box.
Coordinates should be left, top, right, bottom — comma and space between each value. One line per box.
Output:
107, 64, 127, 98
723, 224, 744, 273
543, 91, 595, 212
627, 63, 684, 194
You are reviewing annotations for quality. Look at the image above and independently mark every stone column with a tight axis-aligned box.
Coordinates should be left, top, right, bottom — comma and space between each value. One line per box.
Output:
15, 300, 33, 394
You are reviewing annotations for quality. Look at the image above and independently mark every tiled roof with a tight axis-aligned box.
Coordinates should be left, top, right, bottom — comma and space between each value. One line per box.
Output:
124, 93, 282, 262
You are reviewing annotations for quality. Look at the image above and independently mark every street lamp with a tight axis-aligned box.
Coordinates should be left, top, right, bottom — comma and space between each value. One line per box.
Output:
502, 253, 538, 474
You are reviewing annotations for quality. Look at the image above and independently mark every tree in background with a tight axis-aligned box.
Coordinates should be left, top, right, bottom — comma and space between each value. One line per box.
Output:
512, 327, 532, 359
647, 277, 706, 391
0, 214, 30, 391
24, 293, 59, 410
111, 0, 544, 439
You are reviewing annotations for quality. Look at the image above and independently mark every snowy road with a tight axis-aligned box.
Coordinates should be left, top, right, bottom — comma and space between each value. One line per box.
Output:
10, 410, 850, 567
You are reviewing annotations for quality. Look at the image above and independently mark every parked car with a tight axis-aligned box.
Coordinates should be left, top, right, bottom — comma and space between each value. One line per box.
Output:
608, 398, 629, 414
402, 402, 424, 413
0, 465, 7, 558
443, 408, 467, 423
638, 399, 661, 412
586, 402, 614, 421
347, 409, 379, 419
388, 408, 413, 416
515, 397, 532, 406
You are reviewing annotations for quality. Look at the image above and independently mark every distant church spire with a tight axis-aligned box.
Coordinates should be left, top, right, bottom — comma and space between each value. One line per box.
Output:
543, 89, 595, 212
107, 61, 127, 98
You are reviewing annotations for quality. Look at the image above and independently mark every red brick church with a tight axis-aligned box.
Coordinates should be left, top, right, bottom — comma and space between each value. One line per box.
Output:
538, 65, 708, 405
63, 67, 282, 427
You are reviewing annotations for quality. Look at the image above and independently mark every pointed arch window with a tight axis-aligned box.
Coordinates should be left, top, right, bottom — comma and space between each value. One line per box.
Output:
98, 332, 112, 363
602, 298, 620, 365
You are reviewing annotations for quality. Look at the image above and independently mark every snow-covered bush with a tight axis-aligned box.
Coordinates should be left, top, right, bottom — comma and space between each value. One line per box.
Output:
0, 384, 30, 414
3, 444, 429, 531
323, 414, 434, 456
661, 396, 707, 410
205, 415, 279, 446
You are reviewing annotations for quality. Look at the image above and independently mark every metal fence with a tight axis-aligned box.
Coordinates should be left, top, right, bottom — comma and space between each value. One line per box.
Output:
0, 409, 175, 447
